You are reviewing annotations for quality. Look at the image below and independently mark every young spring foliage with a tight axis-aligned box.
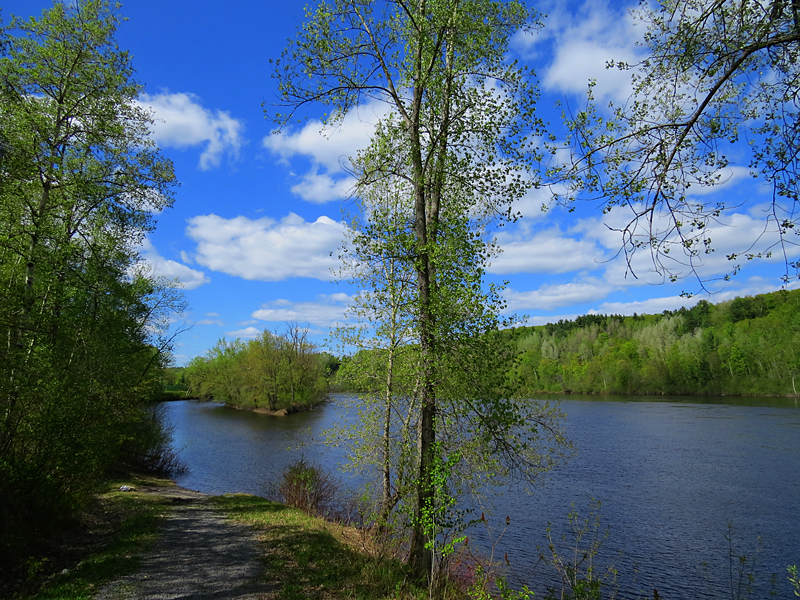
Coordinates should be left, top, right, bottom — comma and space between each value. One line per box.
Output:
0, 0, 182, 554
511, 289, 800, 396
271, 0, 573, 577
184, 327, 332, 411
313, 83, 567, 582
554, 0, 800, 288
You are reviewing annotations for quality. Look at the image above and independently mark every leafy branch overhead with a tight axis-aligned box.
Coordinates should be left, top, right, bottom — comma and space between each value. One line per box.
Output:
554, 0, 800, 288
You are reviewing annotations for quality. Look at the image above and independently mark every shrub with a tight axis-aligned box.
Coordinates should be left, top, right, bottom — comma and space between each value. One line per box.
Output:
274, 459, 339, 516
117, 404, 188, 478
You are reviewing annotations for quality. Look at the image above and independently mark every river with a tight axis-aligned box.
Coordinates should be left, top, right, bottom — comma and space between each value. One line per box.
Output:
164, 394, 800, 599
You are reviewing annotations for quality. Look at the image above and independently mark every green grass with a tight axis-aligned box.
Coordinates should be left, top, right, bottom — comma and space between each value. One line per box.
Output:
214, 493, 460, 600
16, 483, 474, 600
18, 476, 170, 600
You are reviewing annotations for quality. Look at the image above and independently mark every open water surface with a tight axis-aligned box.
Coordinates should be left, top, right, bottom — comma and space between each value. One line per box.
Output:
165, 395, 800, 599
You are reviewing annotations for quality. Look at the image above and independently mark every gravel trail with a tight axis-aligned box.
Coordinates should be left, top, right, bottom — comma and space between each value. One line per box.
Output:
96, 487, 273, 600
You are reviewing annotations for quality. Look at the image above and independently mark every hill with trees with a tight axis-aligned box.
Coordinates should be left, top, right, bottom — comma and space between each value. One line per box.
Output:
509, 289, 800, 397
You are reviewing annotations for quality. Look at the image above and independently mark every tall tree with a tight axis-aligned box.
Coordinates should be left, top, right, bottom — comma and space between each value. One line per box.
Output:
272, 0, 567, 576
0, 0, 179, 546
331, 152, 418, 527
556, 0, 800, 287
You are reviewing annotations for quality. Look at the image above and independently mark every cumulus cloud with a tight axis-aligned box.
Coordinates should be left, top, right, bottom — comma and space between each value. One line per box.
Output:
138, 238, 211, 290
515, 0, 644, 104
138, 92, 244, 170
685, 166, 752, 196
251, 293, 354, 328
195, 318, 224, 326
524, 313, 581, 326
264, 98, 391, 203
512, 183, 566, 220
595, 295, 695, 315
290, 169, 358, 204
593, 276, 797, 314
504, 279, 616, 311
571, 203, 800, 287
185, 213, 345, 281
490, 227, 605, 275
225, 326, 262, 340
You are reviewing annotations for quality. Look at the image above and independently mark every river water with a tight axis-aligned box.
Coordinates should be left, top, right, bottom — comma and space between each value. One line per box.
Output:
164, 395, 800, 599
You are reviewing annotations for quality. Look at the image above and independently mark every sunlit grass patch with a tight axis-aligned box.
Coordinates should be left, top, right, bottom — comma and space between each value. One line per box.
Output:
214, 493, 446, 600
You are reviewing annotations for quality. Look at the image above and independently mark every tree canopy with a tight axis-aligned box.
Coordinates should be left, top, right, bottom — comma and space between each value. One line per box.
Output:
184, 327, 330, 412
556, 0, 800, 288
0, 0, 182, 556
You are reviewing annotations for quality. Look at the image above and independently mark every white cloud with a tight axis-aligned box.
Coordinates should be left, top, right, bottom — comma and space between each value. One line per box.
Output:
138, 238, 211, 290
490, 227, 605, 275
685, 166, 752, 196
569, 201, 800, 287
185, 213, 345, 281
195, 318, 224, 326
512, 183, 564, 220
225, 327, 262, 340
251, 293, 354, 327
504, 279, 615, 311
517, 0, 643, 104
594, 274, 798, 314
595, 295, 695, 315
264, 98, 391, 202
290, 169, 358, 204
523, 313, 581, 326
138, 92, 244, 170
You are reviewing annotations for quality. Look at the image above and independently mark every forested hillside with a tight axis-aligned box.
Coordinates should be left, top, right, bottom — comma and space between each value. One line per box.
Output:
510, 289, 800, 396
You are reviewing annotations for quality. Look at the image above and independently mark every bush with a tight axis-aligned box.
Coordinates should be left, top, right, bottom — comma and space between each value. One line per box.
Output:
272, 459, 339, 517
116, 403, 188, 478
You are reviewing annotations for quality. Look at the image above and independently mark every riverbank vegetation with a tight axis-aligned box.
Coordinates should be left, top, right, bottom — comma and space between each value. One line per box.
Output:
3, 475, 168, 600
182, 326, 336, 412
509, 288, 800, 397
0, 0, 186, 575
216, 493, 483, 600
334, 288, 800, 399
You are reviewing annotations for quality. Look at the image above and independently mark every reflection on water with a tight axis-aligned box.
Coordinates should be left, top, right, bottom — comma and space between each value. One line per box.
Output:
164, 394, 800, 599
169, 400, 353, 496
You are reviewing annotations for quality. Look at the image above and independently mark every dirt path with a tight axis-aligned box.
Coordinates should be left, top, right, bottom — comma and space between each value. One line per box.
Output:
96, 486, 274, 600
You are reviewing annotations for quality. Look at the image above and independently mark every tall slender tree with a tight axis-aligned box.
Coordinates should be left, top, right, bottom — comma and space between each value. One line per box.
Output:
272, 0, 568, 576
331, 146, 418, 527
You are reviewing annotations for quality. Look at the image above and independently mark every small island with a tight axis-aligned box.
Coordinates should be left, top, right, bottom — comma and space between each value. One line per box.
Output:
177, 325, 337, 414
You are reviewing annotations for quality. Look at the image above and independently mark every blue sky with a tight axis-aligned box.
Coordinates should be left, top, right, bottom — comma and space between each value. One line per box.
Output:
7, 0, 798, 365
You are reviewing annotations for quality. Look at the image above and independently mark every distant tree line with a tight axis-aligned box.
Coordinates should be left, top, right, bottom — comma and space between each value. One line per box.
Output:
334, 289, 800, 399
509, 289, 800, 397
183, 326, 335, 412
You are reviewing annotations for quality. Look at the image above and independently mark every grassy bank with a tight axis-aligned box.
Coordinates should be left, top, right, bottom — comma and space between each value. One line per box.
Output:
12, 480, 495, 600
7, 475, 170, 600
214, 494, 468, 600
